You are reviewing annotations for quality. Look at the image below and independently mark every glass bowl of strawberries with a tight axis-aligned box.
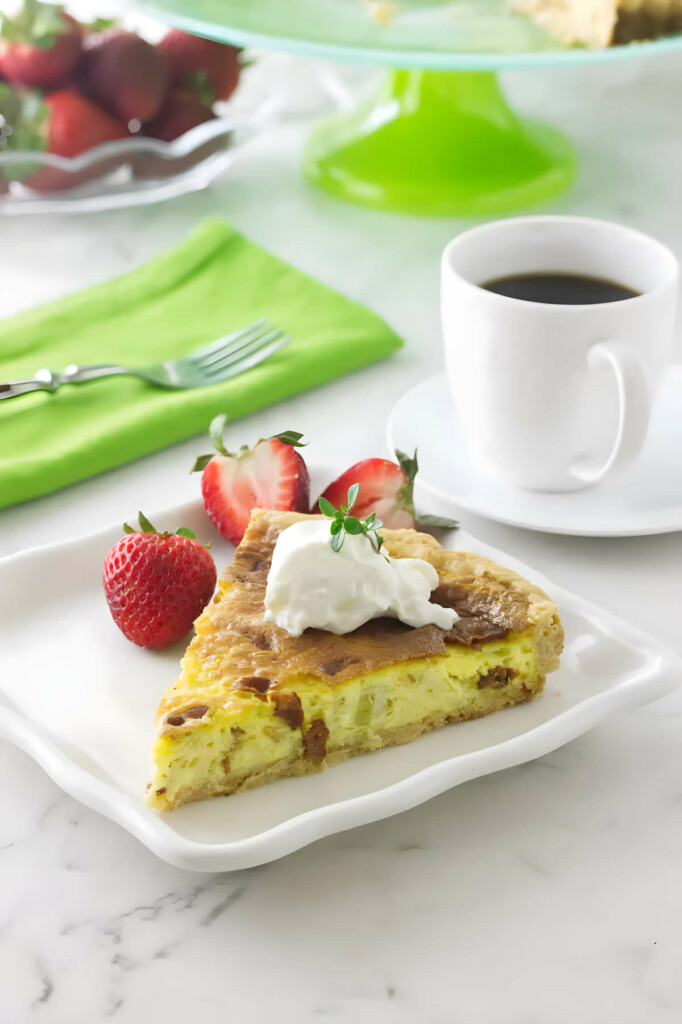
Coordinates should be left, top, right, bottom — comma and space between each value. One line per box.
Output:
0, 1, 257, 212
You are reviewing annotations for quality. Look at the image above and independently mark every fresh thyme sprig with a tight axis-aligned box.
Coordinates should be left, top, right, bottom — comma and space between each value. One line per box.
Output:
318, 484, 386, 556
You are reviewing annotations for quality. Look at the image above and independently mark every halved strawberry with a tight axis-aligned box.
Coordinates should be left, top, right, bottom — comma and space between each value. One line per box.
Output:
314, 450, 458, 531
192, 416, 310, 546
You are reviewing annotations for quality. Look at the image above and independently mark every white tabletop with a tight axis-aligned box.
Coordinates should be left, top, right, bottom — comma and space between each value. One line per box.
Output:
1, 52, 682, 1024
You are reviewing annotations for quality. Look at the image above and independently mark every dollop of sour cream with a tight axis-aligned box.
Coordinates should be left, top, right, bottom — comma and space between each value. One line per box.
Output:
264, 520, 459, 636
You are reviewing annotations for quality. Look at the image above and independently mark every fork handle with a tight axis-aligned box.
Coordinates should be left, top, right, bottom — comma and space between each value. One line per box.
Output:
0, 369, 59, 401
0, 364, 131, 401
58, 363, 131, 385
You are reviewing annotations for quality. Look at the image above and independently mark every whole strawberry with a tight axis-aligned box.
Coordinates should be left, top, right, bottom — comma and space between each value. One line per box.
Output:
144, 88, 215, 142
79, 29, 169, 123
192, 416, 310, 546
0, 86, 129, 192
159, 29, 240, 102
134, 88, 220, 179
104, 513, 217, 650
0, 1, 82, 89
133, 87, 220, 180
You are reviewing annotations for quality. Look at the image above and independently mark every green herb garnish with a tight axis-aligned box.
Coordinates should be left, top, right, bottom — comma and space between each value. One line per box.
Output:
319, 485, 387, 557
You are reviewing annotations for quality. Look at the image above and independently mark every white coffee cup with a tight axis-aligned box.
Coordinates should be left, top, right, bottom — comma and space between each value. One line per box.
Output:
441, 216, 678, 492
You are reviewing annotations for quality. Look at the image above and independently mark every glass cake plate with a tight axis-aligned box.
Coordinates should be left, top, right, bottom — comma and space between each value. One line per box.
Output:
119, 0, 682, 215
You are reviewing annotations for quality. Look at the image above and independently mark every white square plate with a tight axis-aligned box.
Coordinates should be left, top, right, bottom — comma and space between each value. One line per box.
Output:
0, 495, 678, 872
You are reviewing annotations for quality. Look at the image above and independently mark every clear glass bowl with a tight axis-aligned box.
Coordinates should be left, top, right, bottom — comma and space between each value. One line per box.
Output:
0, 114, 255, 215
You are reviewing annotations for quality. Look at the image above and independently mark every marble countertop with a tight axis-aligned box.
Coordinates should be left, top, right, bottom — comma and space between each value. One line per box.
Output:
1, 52, 682, 1024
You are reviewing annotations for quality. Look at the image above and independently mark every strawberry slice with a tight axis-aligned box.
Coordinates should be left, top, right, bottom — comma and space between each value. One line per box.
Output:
192, 416, 310, 546
314, 450, 458, 531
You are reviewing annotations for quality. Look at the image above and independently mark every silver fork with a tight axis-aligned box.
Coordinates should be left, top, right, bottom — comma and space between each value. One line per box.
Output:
0, 318, 289, 401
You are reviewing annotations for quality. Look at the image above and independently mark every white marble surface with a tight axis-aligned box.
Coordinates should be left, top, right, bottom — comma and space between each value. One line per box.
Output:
1, 52, 682, 1024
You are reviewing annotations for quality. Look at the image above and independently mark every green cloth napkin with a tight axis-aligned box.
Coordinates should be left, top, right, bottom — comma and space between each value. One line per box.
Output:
0, 219, 402, 509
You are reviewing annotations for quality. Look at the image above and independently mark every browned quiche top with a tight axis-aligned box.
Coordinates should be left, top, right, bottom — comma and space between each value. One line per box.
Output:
183, 511, 550, 690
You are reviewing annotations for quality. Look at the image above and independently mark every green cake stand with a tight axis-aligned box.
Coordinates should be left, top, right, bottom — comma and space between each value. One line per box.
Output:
125, 0, 682, 216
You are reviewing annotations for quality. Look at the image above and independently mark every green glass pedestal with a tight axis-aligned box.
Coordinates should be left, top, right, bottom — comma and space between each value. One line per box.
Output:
303, 70, 576, 216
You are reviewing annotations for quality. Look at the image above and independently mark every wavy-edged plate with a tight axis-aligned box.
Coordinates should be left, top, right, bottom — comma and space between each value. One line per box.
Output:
0, 488, 678, 871
0, 115, 254, 215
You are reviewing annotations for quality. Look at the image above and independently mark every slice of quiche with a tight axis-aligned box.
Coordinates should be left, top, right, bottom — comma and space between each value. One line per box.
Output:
147, 510, 563, 811
365, 0, 682, 48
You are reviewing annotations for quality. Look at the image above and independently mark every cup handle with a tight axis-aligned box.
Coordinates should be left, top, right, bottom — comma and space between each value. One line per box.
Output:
570, 341, 649, 486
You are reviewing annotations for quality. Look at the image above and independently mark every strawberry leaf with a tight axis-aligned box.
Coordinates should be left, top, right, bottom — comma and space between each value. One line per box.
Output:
1, 1, 68, 49
394, 448, 418, 521
90, 17, 116, 32
122, 521, 136, 534
272, 430, 307, 448
416, 513, 459, 530
137, 511, 158, 534
187, 70, 216, 108
175, 527, 196, 540
176, 526, 212, 549
191, 453, 214, 474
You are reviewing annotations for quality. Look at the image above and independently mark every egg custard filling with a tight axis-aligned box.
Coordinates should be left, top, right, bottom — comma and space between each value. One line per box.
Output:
147, 510, 563, 811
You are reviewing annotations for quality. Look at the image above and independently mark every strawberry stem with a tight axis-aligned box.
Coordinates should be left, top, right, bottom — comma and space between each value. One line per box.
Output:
394, 448, 418, 520
209, 413, 230, 456
122, 513, 211, 546
192, 418, 307, 473
394, 448, 458, 529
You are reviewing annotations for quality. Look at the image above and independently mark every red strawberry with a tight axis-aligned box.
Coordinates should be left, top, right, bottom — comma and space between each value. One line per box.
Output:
134, 87, 220, 180
79, 29, 169, 123
133, 88, 219, 179
0, 87, 129, 192
192, 416, 310, 546
144, 88, 214, 142
314, 450, 458, 531
0, 2, 81, 89
103, 513, 217, 650
159, 29, 240, 103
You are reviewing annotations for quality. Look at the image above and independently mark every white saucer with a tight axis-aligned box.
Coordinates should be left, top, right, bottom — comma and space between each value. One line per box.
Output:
386, 367, 682, 537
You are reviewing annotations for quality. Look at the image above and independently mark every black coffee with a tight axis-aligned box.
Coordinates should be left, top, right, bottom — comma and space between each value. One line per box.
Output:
482, 273, 640, 305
